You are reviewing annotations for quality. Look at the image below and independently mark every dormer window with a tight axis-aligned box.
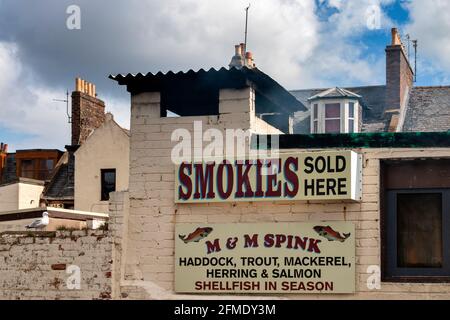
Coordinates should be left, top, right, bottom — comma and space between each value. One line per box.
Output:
325, 103, 341, 133
307, 88, 361, 134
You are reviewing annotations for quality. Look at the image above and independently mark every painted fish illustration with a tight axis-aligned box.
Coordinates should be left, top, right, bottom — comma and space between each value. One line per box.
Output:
313, 225, 351, 242
179, 227, 213, 244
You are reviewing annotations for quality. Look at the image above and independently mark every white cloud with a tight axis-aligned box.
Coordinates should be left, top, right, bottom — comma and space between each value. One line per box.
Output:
0, 0, 402, 150
405, 0, 450, 82
0, 42, 71, 151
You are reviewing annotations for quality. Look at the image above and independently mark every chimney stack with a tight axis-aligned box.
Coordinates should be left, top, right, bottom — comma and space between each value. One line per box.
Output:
71, 77, 106, 145
0, 142, 8, 183
385, 28, 414, 131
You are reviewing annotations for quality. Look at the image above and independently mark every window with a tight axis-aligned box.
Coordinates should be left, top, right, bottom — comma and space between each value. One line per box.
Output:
382, 159, 450, 282
310, 100, 359, 134
348, 102, 355, 133
325, 103, 341, 133
385, 190, 450, 279
21, 159, 34, 178
101, 169, 116, 201
313, 104, 318, 133
38, 159, 54, 180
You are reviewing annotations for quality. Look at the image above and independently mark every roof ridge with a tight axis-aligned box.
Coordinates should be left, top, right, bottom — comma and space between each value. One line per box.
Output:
290, 84, 386, 92
413, 85, 450, 89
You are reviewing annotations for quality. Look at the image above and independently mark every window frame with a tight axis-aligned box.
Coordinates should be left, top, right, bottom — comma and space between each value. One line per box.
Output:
100, 168, 117, 201
324, 103, 341, 133
384, 188, 450, 282
312, 103, 319, 134
310, 99, 359, 134
348, 102, 355, 133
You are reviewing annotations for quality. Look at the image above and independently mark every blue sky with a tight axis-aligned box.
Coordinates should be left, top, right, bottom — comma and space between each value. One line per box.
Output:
0, 0, 449, 151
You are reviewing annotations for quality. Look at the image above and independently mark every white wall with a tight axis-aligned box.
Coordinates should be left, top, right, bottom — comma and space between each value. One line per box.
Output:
18, 183, 44, 209
75, 115, 130, 213
116, 87, 450, 299
0, 183, 19, 212
0, 182, 43, 212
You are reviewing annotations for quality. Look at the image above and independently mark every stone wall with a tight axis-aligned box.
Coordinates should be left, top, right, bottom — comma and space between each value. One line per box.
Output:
0, 230, 113, 300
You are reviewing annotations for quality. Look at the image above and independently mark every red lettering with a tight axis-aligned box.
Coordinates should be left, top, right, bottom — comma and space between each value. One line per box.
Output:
275, 234, 287, 248
178, 162, 192, 200
244, 234, 259, 248
206, 239, 221, 254
264, 234, 274, 247
284, 157, 299, 197
294, 236, 308, 250
235, 160, 254, 198
255, 159, 264, 197
265, 159, 282, 197
307, 238, 322, 253
217, 161, 233, 199
193, 162, 215, 199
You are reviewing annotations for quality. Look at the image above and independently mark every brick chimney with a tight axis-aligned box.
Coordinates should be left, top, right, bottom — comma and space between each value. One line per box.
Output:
385, 28, 414, 131
71, 78, 106, 145
0, 143, 7, 183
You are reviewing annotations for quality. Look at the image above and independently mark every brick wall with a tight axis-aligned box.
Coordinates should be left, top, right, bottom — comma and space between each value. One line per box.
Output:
385, 45, 414, 111
117, 86, 450, 299
0, 230, 113, 300
71, 92, 106, 145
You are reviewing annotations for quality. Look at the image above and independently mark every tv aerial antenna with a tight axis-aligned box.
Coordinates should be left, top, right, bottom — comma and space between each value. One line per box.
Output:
244, 3, 251, 54
405, 34, 418, 83
53, 90, 72, 123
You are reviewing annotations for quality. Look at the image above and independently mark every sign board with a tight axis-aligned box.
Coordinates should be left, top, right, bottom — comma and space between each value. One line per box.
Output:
175, 151, 362, 203
175, 222, 355, 294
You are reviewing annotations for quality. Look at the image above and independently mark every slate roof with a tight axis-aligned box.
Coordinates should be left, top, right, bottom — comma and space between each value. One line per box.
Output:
1, 153, 17, 184
41, 151, 74, 200
290, 85, 388, 134
403, 86, 450, 132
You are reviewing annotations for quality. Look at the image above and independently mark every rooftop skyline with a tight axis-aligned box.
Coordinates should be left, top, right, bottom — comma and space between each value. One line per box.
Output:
1, 0, 449, 151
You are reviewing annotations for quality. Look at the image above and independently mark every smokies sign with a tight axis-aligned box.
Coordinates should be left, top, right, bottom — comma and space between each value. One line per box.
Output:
175, 223, 355, 294
175, 151, 362, 203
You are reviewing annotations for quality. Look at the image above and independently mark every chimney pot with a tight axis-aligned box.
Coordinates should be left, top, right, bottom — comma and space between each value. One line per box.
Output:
235, 44, 242, 56
80, 79, 85, 93
391, 28, 401, 46
75, 78, 82, 92
245, 51, 255, 68
229, 44, 245, 69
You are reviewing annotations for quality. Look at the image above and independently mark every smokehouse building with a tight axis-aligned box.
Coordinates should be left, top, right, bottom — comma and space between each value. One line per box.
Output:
107, 28, 450, 299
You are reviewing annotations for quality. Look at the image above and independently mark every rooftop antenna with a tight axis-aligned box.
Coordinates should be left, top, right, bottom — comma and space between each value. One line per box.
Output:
404, 34, 418, 83
412, 39, 418, 82
405, 34, 411, 61
244, 3, 251, 55
53, 90, 71, 123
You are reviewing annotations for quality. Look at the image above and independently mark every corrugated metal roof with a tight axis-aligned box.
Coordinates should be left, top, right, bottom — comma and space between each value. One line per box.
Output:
109, 66, 306, 113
